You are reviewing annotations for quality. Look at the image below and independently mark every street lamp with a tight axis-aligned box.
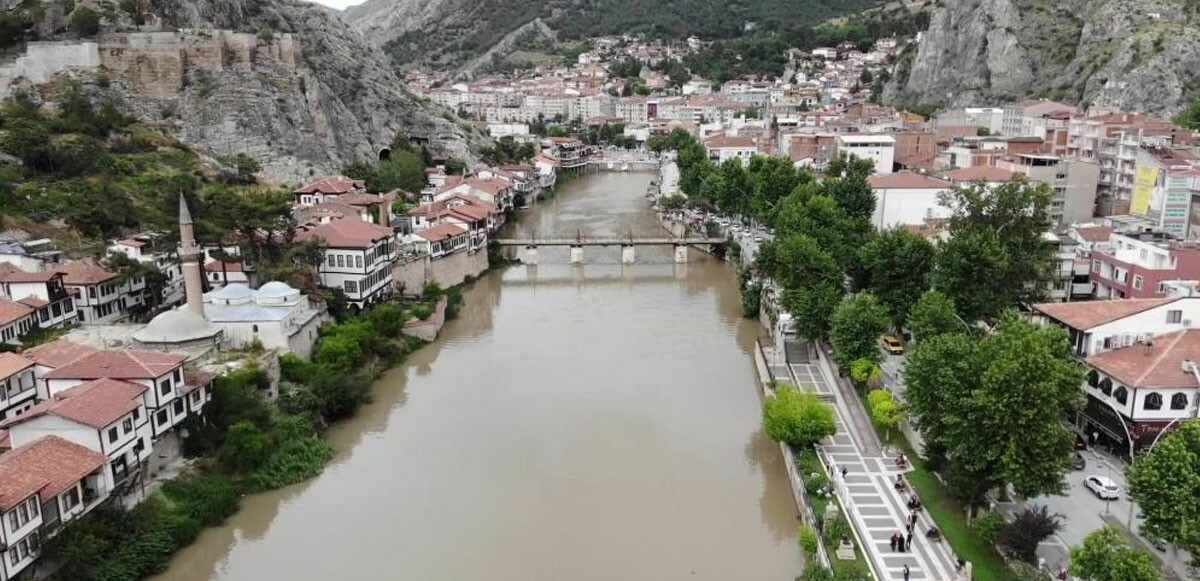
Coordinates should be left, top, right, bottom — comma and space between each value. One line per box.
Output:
1092, 395, 1136, 528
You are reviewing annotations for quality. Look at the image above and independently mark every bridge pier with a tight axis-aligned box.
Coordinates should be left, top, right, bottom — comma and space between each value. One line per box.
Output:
569, 245, 584, 264
524, 245, 538, 265
621, 245, 636, 264
674, 244, 688, 263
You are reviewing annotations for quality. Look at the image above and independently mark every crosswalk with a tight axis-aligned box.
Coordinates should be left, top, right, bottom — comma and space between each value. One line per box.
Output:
788, 351, 961, 581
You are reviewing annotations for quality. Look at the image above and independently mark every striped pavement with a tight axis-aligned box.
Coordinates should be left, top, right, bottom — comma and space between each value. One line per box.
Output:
789, 351, 962, 581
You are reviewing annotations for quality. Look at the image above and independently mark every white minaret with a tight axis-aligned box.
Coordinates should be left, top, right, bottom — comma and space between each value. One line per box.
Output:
178, 194, 205, 317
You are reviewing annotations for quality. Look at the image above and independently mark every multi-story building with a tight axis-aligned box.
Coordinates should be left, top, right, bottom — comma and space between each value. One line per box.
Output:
866, 171, 954, 229
1128, 147, 1200, 237
296, 217, 397, 310
41, 349, 210, 441
108, 234, 184, 307
2, 377, 153, 488
704, 135, 758, 165
1000, 99, 1076, 138
0, 299, 36, 346
293, 175, 367, 207
1066, 113, 1197, 214
1033, 297, 1200, 453
59, 259, 145, 324
0, 436, 110, 579
0, 352, 36, 420
995, 154, 1100, 226
0, 265, 77, 331
1088, 231, 1200, 299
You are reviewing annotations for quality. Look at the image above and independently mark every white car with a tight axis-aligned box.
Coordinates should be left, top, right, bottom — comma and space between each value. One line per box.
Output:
1085, 475, 1121, 500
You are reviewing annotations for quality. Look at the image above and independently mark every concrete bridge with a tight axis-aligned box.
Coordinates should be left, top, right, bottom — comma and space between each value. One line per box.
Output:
493, 236, 726, 264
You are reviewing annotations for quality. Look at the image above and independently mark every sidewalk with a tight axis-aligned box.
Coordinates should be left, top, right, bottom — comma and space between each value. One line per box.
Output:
787, 342, 962, 580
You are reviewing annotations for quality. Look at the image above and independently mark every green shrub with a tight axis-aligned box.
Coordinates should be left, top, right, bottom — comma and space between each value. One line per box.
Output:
245, 415, 333, 491
69, 6, 102, 37
971, 511, 1006, 545
763, 385, 836, 447
798, 523, 819, 556
218, 420, 273, 472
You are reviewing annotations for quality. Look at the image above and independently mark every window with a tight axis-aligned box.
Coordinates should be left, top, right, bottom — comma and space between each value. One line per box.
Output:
1133, 275, 1144, 290
327, 254, 335, 267
1086, 370, 1099, 387
1098, 378, 1113, 396
252, 324, 258, 333
157, 409, 169, 426
1168, 310, 1183, 324
108, 427, 119, 443
132, 407, 140, 422
1171, 393, 1189, 410
355, 255, 363, 268
26, 497, 37, 518
336, 255, 345, 268
1145, 392, 1163, 410
160, 378, 172, 396
123, 418, 132, 433
1114, 387, 1128, 405
344, 280, 358, 294
173, 399, 184, 415
62, 486, 80, 510
192, 391, 201, 404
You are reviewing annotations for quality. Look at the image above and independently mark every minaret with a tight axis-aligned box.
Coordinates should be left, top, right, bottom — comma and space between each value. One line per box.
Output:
178, 194, 205, 317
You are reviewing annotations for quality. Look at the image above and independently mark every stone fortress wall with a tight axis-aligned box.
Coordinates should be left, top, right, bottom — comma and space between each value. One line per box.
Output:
0, 29, 299, 99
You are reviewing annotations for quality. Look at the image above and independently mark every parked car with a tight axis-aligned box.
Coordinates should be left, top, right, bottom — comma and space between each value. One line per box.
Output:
1085, 475, 1120, 500
882, 334, 905, 355
1071, 452, 1086, 470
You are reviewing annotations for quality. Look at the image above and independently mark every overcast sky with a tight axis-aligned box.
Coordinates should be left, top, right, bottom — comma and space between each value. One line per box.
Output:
308, 0, 362, 10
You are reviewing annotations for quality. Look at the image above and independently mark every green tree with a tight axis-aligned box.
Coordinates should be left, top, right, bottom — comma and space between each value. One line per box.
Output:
775, 233, 845, 340
218, 420, 273, 472
1175, 97, 1200, 131
763, 385, 836, 448
1069, 526, 1163, 581
829, 291, 890, 369
999, 506, 1062, 563
867, 389, 905, 440
1127, 419, 1200, 558
372, 149, 425, 194
798, 523, 819, 556
905, 314, 1083, 505
69, 6, 102, 37
775, 190, 857, 268
906, 289, 964, 342
857, 228, 935, 327
934, 179, 1056, 322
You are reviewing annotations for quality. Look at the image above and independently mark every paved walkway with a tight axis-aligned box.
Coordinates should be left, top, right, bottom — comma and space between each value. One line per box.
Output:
786, 341, 962, 580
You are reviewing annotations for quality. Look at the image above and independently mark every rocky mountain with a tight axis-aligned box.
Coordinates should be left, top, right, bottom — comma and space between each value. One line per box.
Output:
885, 0, 1200, 116
1, 0, 487, 182
343, 0, 882, 70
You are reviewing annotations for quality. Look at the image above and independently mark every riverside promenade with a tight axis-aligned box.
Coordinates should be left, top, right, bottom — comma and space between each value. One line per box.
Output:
785, 340, 964, 580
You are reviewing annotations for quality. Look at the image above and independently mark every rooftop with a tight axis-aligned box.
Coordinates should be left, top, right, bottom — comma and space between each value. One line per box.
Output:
867, 171, 953, 190
1086, 329, 1200, 389
0, 352, 34, 379
294, 175, 365, 195
22, 339, 99, 369
3, 378, 146, 429
59, 259, 116, 285
0, 297, 34, 326
943, 166, 1017, 183
294, 216, 393, 249
416, 223, 468, 243
1033, 297, 1180, 330
44, 348, 186, 380
0, 435, 105, 511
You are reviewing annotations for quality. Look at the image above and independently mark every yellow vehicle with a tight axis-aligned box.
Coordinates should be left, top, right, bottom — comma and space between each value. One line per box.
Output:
882, 334, 905, 355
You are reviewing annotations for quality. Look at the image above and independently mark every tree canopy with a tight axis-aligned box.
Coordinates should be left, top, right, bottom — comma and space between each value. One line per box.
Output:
906, 290, 964, 342
1069, 526, 1163, 581
763, 385, 836, 448
1127, 419, 1200, 558
857, 228, 936, 328
829, 291, 890, 370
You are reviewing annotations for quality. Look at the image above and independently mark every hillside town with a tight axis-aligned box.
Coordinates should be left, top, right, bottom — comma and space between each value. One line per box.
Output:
1, 11, 1200, 581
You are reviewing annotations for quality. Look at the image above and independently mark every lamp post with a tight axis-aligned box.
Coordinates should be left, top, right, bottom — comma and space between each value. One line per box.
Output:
1093, 395, 1135, 528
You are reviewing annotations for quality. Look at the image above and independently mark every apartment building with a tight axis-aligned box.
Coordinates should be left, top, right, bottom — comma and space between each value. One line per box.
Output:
995, 154, 1100, 226
867, 171, 955, 229
704, 135, 758, 165
1066, 113, 1196, 214
1088, 231, 1200, 299
837, 134, 895, 174
1129, 147, 1200, 237
0, 353, 36, 420
296, 217, 397, 310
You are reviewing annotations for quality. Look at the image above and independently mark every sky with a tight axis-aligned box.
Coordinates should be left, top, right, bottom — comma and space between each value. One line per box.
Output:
307, 0, 362, 10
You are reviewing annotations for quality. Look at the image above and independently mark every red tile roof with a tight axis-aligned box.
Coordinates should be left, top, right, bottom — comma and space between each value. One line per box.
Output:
1086, 329, 1200, 389
294, 175, 364, 195
0, 352, 34, 379
868, 171, 954, 189
44, 349, 186, 380
704, 135, 757, 149
1073, 226, 1114, 243
294, 216, 393, 249
943, 166, 1017, 183
59, 259, 116, 285
204, 260, 245, 273
0, 436, 105, 510
3, 378, 146, 429
336, 192, 385, 206
0, 297, 34, 327
0, 263, 60, 283
17, 297, 48, 308
1033, 298, 1180, 330
416, 223, 468, 243
22, 339, 99, 369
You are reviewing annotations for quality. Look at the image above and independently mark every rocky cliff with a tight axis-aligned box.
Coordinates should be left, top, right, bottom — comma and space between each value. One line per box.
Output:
1, 0, 486, 182
886, 0, 1200, 116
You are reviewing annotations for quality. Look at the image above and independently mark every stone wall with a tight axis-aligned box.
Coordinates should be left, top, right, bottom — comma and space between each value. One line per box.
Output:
392, 250, 489, 297
0, 42, 100, 99
401, 296, 447, 342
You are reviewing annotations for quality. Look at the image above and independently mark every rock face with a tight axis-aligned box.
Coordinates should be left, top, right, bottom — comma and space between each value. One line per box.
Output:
886, 0, 1200, 116
89, 0, 488, 182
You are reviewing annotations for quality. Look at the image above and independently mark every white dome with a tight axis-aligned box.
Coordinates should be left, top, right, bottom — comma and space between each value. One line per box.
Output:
255, 281, 300, 301
208, 283, 254, 304
133, 309, 222, 344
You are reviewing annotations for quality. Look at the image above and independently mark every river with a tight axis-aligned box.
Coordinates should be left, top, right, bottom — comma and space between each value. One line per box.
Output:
155, 171, 802, 581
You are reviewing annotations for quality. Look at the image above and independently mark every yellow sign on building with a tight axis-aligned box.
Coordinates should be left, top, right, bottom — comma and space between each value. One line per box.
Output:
1130, 165, 1158, 216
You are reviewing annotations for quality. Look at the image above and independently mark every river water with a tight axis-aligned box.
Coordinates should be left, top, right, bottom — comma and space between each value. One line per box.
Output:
155, 171, 802, 581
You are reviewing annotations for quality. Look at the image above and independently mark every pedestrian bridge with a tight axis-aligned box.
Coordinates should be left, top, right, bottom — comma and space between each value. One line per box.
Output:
493, 236, 726, 264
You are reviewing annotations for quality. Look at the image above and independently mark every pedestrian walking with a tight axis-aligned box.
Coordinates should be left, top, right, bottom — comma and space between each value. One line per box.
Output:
905, 522, 913, 535
841, 466, 848, 480
898, 536, 906, 553
890, 532, 899, 552
906, 531, 913, 548
903, 564, 910, 581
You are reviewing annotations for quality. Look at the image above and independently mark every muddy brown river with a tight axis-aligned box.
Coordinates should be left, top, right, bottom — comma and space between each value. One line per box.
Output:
154, 171, 802, 581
